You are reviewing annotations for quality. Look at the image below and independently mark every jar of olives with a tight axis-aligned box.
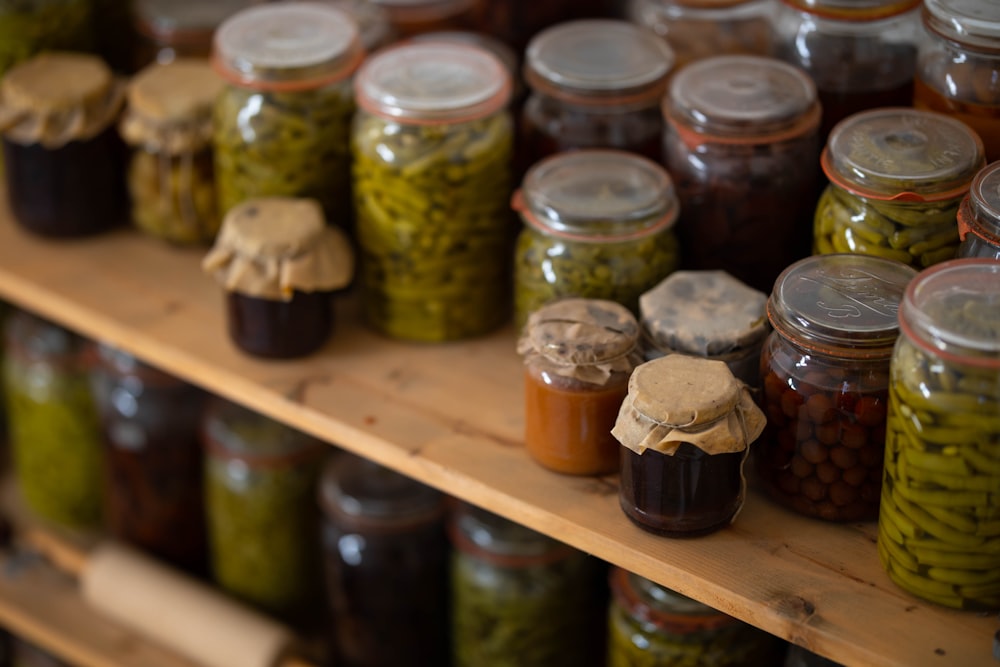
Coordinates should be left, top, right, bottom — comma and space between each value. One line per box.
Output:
352, 41, 514, 342
878, 259, 1000, 611
132, 0, 252, 70
915, 0, 1000, 162
212, 2, 364, 223
512, 149, 680, 329
756, 254, 916, 522
0, 0, 95, 81
813, 108, 986, 270
662, 55, 821, 293
957, 161, 1000, 260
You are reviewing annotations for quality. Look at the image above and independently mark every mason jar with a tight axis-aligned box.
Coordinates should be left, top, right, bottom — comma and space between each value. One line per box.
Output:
957, 161, 1000, 260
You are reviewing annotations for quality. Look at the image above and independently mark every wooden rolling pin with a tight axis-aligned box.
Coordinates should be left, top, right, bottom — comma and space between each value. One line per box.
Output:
21, 526, 315, 667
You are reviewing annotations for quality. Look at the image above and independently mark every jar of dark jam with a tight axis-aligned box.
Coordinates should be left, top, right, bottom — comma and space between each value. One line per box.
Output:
132, 0, 253, 70
756, 254, 916, 522
88, 343, 208, 575
202, 197, 354, 359
662, 55, 821, 293
915, 0, 1000, 162
0, 52, 127, 238
319, 452, 450, 667
520, 19, 674, 170
613, 354, 765, 537
958, 161, 1000, 260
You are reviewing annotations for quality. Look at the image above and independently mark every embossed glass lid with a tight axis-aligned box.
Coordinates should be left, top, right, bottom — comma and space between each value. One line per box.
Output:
965, 160, 1000, 237
923, 0, 1000, 50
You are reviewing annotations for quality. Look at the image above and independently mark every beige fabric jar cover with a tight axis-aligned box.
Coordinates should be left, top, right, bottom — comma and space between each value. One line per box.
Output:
202, 197, 354, 301
613, 354, 766, 456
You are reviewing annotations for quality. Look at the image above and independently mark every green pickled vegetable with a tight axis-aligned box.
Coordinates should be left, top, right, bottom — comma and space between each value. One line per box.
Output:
128, 149, 219, 245
0, 0, 94, 79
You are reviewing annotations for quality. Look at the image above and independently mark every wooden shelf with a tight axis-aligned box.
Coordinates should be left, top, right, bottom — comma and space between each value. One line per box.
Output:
0, 199, 995, 667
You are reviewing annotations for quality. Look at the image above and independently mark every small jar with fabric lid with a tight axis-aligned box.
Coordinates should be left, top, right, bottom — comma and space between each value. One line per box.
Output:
212, 2, 364, 222
517, 298, 643, 476
914, 0, 1000, 162
513, 149, 680, 329
663, 55, 822, 293
638, 270, 770, 388
0, 0, 95, 81
352, 41, 514, 342
958, 161, 1000, 259
0, 52, 127, 238
319, 452, 450, 667
613, 354, 765, 537
756, 254, 916, 522
202, 197, 354, 359
878, 259, 1000, 611
132, 0, 253, 70
814, 107, 986, 270
449, 502, 606, 667
607, 567, 785, 667
520, 19, 674, 170
119, 58, 224, 246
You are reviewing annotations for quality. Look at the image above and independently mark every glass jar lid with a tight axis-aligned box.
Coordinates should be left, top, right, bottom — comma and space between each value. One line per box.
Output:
961, 160, 1000, 241
780, 0, 921, 20
450, 503, 568, 561
202, 397, 324, 463
923, 0, 1000, 52
823, 108, 986, 201
767, 254, 917, 357
136, 0, 252, 41
354, 41, 510, 123
610, 568, 737, 633
319, 453, 444, 525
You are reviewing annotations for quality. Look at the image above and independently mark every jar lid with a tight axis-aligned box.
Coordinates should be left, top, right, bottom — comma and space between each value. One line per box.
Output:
450, 503, 568, 562
518, 297, 640, 366
767, 254, 917, 356
319, 453, 444, 525
665, 55, 818, 139
514, 150, 679, 240
355, 41, 510, 123
212, 2, 363, 90
136, 0, 251, 39
779, 0, 921, 20
202, 397, 324, 462
923, 0, 1000, 51
609, 568, 737, 634
822, 108, 985, 201
961, 161, 1000, 241
410, 30, 521, 98
325, 0, 395, 51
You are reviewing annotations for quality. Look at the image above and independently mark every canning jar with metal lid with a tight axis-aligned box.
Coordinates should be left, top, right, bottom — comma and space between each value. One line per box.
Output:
212, 2, 364, 223
957, 161, 1000, 259
663, 55, 821, 293
132, 0, 253, 70
756, 254, 917, 522
352, 40, 514, 342
512, 149, 680, 329
914, 0, 1000, 162
878, 259, 1000, 611
520, 19, 674, 170
813, 108, 986, 270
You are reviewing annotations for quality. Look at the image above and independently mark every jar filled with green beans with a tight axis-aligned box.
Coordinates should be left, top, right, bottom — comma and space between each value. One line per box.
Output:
0, 0, 94, 81
957, 160, 1000, 260
878, 259, 1000, 612
352, 40, 514, 341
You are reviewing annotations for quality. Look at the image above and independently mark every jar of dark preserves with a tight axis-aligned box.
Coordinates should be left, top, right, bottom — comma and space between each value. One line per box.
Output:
88, 343, 208, 574
202, 197, 354, 359
132, 0, 253, 70
663, 55, 821, 293
613, 354, 765, 537
517, 298, 643, 476
319, 452, 450, 667
958, 161, 1000, 260
0, 52, 127, 238
0, 0, 95, 80
757, 254, 916, 522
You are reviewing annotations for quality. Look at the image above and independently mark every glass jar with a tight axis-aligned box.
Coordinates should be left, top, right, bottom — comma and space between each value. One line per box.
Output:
372, 0, 480, 37
756, 254, 916, 522
0, 0, 94, 80
322, 0, 396, 52
517, 298, 643, 476
607, 567, 784, 667
663, 55, 821, 293
449, 503, 606, 667
814, 108, 986, 270
319, 453, 450, 667
614, 354, 765, 536
773, 0, 921, 141
212, 2, 363, 223
2, 310, 103, 529
0, 52, 127, 238
520, 19, 674, 170
352, 41, 514, 342
512, 149, 680, 329
469, 0, 605, 53
915, 0, 1000, 162
202, 397, 326, 619
878, 259, 1000, 611
88, 343, 207, 574
958, 160, 1000, 260
133, 0, 253, 70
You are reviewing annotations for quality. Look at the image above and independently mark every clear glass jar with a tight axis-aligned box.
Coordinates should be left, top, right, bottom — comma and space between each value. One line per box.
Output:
0, 0, 95, 80
321, 0, 396, 52
915, 0, 1000, 163
212, 3, 363, 223
814, 108, 986, 270
132, 0, 253, 70
352, 41, 514, 342
449, 503, 606, 667
319, 453, 450, 667
773, 0, 921, 140
512, 149, 680, 329
372, 0, 481, 38
957, 161, 1000, 260
2, 309, 103, 529
663, 55, 821, 293
88, 343, 208, 574
756, 254, 916, 522
878, 259, 1000, 611
520, 19, 674, 170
